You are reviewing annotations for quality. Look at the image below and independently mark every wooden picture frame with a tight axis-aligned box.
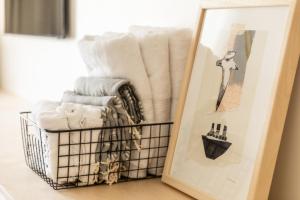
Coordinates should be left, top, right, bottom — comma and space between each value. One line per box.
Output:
162, 1, 300, 200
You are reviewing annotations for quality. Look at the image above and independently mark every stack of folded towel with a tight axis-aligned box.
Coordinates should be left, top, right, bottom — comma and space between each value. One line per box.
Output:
78, 27, 192, 176
33, 84, 142, 185
32, 26, 192, 185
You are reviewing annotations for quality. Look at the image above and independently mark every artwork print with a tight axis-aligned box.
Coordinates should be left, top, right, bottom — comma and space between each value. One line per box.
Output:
173, 25, 269, 199
202, 30, 256, 160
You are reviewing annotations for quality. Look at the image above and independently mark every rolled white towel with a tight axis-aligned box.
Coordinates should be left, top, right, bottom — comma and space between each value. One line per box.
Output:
129, 27, 172, 175
168, 28, 193, 119
130, 26, 192, 120
129, 27, 171, 123
130, 26, 192, 175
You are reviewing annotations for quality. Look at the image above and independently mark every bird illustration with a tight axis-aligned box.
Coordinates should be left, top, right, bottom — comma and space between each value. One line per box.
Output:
215, 51, 239, 111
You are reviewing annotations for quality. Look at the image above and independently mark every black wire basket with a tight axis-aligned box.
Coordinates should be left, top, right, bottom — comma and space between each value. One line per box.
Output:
20, 111, 172, 190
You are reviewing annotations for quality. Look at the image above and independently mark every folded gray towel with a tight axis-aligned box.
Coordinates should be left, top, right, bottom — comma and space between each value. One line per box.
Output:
74, 77, 144, 124
62, 91, 121, 107
95, 100, 141, 181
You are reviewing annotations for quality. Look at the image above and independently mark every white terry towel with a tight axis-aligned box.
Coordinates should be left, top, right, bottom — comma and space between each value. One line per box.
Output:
78, 33, 154, 123
168, 28, 192, 119
78, 33, 154, 178
130, 26, 192, 120
130, 26, 192, 175
32, 101, 104, 185
129, 27, 171, 175
129, 27, 171, 122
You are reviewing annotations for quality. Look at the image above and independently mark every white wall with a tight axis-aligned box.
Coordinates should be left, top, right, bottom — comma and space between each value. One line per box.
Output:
0, 0, 3, 34
0, 0, 4, 87
0, 0, 199, 101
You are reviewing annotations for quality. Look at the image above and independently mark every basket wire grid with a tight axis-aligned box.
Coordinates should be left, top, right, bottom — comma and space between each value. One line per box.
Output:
20, 111, 173, 190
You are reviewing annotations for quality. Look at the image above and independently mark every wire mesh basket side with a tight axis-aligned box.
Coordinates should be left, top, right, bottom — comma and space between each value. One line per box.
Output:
20, 112, 172, 190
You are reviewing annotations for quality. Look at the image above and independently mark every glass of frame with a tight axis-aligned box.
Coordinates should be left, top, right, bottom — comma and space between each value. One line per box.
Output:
162, 1, 300, 200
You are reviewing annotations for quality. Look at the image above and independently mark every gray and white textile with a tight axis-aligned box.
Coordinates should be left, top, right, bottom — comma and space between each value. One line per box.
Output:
78, 28, 192, 176
32, 100, 141, 185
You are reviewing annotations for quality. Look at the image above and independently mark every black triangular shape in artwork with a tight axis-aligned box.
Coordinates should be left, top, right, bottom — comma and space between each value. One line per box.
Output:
202, 135, 232, 160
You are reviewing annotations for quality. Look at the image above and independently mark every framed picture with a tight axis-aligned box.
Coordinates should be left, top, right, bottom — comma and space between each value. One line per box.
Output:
162, 1, 300, 200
